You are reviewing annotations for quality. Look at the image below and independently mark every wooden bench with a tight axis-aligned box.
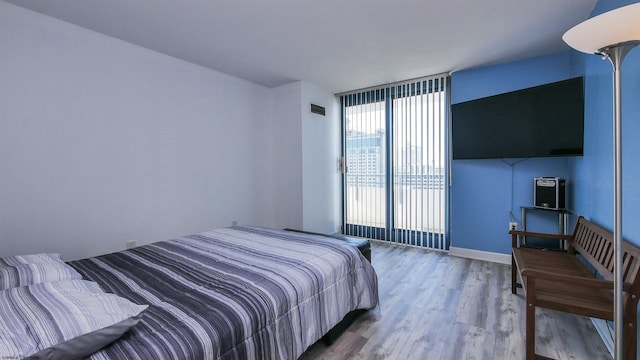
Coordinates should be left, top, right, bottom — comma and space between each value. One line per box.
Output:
510, 216, 640, 360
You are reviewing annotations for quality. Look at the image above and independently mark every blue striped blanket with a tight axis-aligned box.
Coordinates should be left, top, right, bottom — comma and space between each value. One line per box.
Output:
69, 226, 379, 359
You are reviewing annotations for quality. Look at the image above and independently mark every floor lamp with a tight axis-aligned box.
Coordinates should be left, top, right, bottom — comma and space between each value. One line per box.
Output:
563, 3, 640, 359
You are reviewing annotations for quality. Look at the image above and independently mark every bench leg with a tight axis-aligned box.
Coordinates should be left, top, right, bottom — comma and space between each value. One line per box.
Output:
624, 299, 638, 360
525, 278, 536, 360
512, 255, 517, 294
526, 302, 536, 359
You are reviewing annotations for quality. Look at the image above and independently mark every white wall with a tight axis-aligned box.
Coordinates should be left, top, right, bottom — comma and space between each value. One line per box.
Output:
301, 82, 341, 234
0, 2, 275, 260
270, 82, 304, 230
269, 81, 342, 235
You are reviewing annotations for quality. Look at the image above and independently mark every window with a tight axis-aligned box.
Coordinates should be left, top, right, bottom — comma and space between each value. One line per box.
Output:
341, 74, 448, 249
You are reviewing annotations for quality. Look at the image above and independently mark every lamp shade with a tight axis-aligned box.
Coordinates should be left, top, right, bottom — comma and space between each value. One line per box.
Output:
562, 2, 640, 54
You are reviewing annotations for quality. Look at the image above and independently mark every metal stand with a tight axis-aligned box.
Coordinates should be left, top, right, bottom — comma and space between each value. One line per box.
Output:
597, 40, 639, 360
520, 206, 571, 249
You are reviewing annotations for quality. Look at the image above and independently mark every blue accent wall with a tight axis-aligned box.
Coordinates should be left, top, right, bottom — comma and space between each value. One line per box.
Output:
569, 0, 640, 247
446, 0, 639, 256
449, 0, 640, 353
451, 52, 580, 104
450, 52, 582, 254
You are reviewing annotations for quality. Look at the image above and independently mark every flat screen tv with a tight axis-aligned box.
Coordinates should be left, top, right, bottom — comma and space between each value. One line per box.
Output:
451, 77, 584, 160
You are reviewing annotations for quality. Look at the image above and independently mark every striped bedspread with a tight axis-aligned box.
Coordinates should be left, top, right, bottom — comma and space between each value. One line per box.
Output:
69, 226, 379, 360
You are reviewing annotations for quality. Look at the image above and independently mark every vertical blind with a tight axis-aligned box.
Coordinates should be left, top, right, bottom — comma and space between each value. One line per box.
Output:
341, 74, 448, 250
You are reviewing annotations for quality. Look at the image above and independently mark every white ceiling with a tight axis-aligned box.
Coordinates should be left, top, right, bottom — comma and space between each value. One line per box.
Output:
4, 0, 596, 94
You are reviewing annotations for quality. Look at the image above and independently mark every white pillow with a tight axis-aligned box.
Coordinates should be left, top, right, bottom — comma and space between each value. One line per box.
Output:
0, 279, 148, 359
0, 253, 62, 267
0, 261, 83, 290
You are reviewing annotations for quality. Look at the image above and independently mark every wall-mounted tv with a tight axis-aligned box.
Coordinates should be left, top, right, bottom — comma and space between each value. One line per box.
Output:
451, 77, 584, 160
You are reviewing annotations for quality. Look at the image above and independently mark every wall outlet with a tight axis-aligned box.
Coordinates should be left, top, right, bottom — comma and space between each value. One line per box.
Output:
509, 222, 518, 231
126, 240, 136, 249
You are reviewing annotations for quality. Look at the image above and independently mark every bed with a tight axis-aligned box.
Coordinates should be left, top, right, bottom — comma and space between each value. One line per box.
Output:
65, 225, 379, 359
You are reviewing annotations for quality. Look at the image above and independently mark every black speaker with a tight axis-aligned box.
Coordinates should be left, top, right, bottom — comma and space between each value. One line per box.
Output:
534, 177, 566, 210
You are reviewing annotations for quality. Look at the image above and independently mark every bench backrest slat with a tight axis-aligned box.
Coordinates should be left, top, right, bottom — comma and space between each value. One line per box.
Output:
570, 216, 640, 299
598, 234, 613, 270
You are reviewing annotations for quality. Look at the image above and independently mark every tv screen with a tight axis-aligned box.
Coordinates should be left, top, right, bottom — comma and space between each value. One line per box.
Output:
451, 77, 584, 160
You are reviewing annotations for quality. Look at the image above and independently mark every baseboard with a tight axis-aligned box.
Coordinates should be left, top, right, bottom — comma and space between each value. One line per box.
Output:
448, 246, 511, 265
591, 318, 614, 356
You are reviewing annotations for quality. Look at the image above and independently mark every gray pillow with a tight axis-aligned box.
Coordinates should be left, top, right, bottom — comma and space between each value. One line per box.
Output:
0, 279, 148, 359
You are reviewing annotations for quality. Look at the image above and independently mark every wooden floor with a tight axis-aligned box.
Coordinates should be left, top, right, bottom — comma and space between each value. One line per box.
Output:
300, 241, 612, 360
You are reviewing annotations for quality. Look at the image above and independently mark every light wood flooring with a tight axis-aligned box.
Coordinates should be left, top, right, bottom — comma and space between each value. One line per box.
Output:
300, 241, 612, 360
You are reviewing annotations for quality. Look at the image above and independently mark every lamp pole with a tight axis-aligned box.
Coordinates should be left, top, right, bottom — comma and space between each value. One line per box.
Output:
598, 40, 639, 360
563, 3, 640, 356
